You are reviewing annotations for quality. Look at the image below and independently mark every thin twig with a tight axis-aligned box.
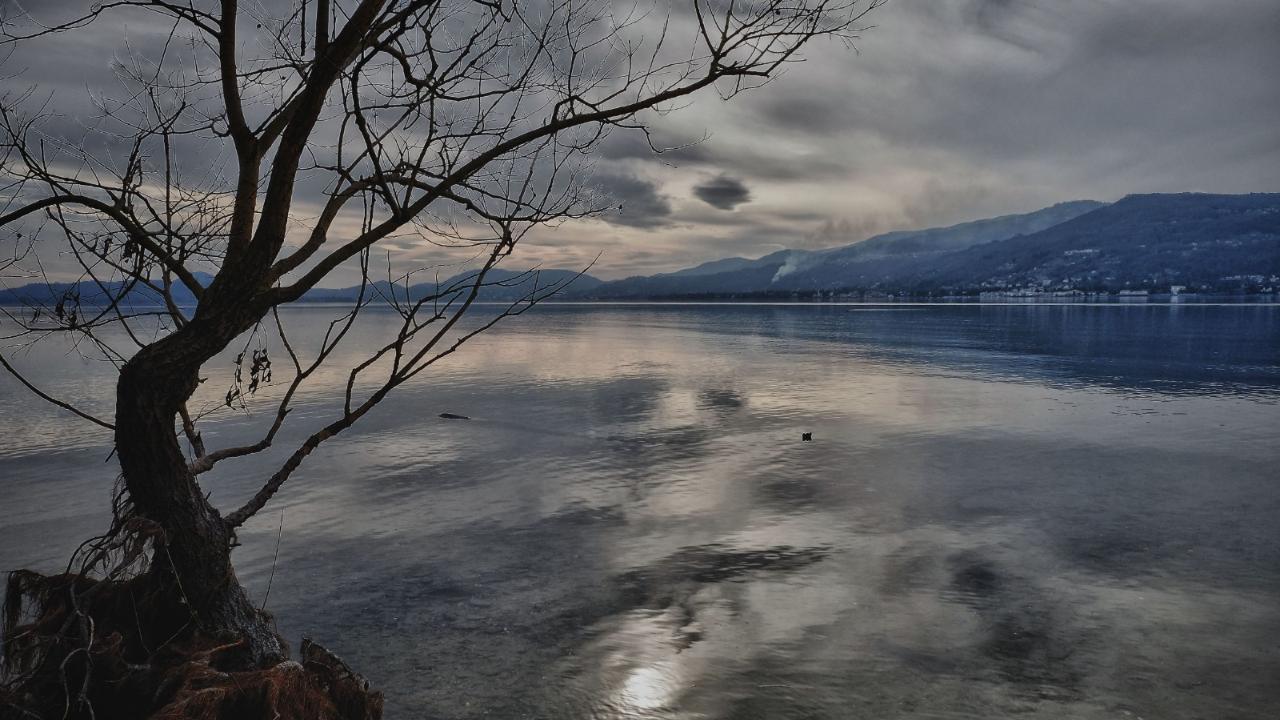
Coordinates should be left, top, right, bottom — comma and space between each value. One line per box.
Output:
260, 509, 285, 611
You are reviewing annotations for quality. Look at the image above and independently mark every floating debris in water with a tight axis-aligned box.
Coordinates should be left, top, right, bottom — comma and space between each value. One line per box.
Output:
439, 412, 470, 420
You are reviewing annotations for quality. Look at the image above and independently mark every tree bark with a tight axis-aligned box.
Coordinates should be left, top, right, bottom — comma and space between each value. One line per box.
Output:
115, 297, 284, 667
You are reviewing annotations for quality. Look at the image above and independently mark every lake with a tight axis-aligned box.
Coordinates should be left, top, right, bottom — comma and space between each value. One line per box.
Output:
2, 303, 1279, 718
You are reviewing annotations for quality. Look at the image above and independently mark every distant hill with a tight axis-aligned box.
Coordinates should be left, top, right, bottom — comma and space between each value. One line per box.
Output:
0, 273, 209, 308
300, 268, 602, 304
898, 193, 1280, 294
0, 268, 602, 308
578, 200, 1107, 298
572, 194, 1280, 298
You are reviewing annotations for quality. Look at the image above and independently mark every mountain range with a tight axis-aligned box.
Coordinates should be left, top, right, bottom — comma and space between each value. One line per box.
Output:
0, 269, 601, 308
3, 192, 1278, 306
575, 193, 1280, 298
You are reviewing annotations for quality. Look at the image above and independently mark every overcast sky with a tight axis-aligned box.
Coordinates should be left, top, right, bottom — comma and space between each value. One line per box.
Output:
533, 0, 1280, 278
3, 0, 1279, 281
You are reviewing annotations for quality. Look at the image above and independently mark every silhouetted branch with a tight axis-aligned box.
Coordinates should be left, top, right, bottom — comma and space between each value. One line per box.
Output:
0, 352, 115, 430
0, 0, 880, 532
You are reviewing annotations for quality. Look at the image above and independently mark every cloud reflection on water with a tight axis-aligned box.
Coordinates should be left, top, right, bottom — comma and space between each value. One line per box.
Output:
1, 305, 1278, 718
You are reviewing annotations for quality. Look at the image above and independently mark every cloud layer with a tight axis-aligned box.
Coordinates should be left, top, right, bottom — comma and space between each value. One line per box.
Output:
3, 0, 1278, 280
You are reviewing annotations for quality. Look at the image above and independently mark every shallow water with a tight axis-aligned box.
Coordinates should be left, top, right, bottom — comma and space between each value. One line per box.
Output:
2, 304, 1279, 718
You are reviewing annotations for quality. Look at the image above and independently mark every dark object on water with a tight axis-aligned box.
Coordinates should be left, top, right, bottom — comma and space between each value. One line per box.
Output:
439, 412, 470, 420
802, 432, 812, 441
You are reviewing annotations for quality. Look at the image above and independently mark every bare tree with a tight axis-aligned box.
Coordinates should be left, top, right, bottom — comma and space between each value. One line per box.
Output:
0, 0, 878, 684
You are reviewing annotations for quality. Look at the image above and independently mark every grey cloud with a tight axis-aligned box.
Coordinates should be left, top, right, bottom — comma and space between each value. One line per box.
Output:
838, 0, 1277, 170
600, 129, 851, 182
720, 149, 852, 182
791, 217, 880, 251
967, 0, 1016, 31
588, 172, 673, 229
693, 176, 752, 210
756, 93, 851, 138
597, 131, 715, 164
774, 209, 830, 223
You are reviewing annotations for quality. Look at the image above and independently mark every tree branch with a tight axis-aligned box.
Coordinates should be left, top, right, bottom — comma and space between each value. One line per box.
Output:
0, 352, 115, 430
0, 195, 205, 300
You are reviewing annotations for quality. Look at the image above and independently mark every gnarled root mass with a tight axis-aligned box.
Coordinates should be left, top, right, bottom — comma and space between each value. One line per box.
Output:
1, 570, 383, 720
0, 489, 382, 720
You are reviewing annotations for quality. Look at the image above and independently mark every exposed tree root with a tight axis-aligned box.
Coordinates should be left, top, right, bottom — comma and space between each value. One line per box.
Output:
2, 570, 382, 720
1, 487, 381, 719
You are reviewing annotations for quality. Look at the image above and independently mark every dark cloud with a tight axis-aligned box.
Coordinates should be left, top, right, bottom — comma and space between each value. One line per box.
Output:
588, 172, 673, 229
693, 176, 752, 210
756, 94, 851, 138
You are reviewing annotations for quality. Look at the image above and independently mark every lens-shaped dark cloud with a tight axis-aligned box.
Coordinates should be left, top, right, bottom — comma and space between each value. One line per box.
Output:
693, 176, 752, 210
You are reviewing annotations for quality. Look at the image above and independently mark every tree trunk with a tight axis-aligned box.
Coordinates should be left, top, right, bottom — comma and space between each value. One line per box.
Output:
115, 313, 284, 667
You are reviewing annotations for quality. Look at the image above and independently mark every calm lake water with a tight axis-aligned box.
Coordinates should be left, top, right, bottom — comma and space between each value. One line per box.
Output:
2, 303, 1279, 718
